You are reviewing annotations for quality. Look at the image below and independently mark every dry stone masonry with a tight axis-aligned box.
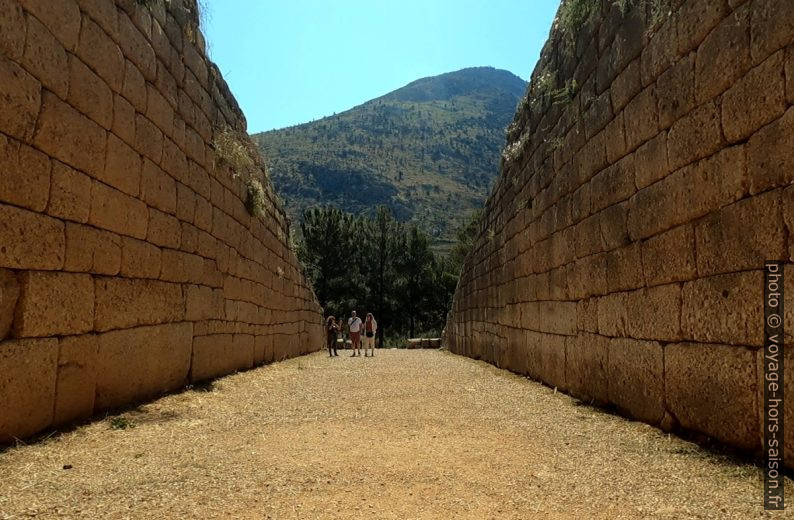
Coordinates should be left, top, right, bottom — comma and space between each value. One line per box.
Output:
444, 0, 794, 467
0, 0, 324, 442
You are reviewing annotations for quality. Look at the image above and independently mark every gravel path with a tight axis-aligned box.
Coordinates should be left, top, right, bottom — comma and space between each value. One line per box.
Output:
0, 349, 790, 519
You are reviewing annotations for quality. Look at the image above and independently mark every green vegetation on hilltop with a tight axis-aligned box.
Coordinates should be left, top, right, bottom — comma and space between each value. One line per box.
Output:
251, 67, 526, 250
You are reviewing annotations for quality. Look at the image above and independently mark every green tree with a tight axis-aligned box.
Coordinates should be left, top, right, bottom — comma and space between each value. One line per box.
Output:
396, 225, 436, 338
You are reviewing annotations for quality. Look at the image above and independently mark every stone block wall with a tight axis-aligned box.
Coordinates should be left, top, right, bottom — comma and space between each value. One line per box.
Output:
444, 0, 794, 465
0, 0, 324, 442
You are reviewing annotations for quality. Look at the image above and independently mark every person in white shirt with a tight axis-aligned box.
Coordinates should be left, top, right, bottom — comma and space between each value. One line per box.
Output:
348, 310, 363, 357
363, 313, 378, 357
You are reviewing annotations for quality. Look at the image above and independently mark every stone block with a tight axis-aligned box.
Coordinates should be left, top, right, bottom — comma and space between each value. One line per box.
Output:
0, 0, 26, 60
536, 301, 577, 336
747, 107, 794, 194
146, 83, 174, 135
89, 180, 148, 239
576, 297, 599, 334
104, 133, 142, 197
682, 271, 762, 346
53, 334, 98, 425
0, 53, 40, 141
0, 134, 50, 212
750, 0, 794, 64
695, 4, 751, 103
117, 10, 156, 81
0, 203, 65, 270
94, 277, 184, 331
722, 50, 785, 143
610, 58, 640, 113
75, 0, 119, 39
596, 292, 627, 337
68, 54, 113, 129
667, 342, 758, 450
48, 161, 91, 223
694, 189, 785, 277
641, 224, 696, 286
13, 271, 94, 337
141, 159, 177, 214
607, 337, 665, 424
19, 0, 81, 50
77, 17, 123, 91
603, 112, 627, 165
120, 236, 161, 279
565, 333, 609, 404
147, 208, 181, 249
624, 84, 658, 151
525, 331, 567, 391
599, 201, 630, 250
640, 11, 677, 86
134, 114, 163, 164
605, 242, 644, 292
633, 131, 669, 189
94, 322, 192, 410
667, 100, 723, 171
0, 268, 19, 340
34, 92, 107, 179
0, 338, 58, 442
570, 253, 607, 300
122, 59, 146, 112
112, 93, 136, 145
190, 333, 236, 381
676, 0, 730, 55
590, 154, 635, 213
21, 14, 68, 99
656, 52, 695, 129
64, 222, 122, 275
625, 283, 682, 341
628, 145, 746, 240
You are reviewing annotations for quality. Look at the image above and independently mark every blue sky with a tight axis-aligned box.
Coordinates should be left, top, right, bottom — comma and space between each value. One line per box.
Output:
201, 0, 560, 133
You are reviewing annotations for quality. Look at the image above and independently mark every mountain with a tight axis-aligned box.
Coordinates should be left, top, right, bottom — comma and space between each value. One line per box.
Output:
251, 67, 527, 251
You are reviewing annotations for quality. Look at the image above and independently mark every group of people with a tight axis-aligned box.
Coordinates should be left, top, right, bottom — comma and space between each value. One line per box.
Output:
325, 310, 377, 357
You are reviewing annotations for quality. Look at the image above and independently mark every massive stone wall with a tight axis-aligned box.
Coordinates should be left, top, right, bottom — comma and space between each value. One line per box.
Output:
445, 0, 794, 465
0, 0, 324, 442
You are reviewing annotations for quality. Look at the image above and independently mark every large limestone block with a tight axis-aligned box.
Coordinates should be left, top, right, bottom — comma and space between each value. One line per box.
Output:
94, 277, 184, 331
13, 271, 94, 337
53, 334, 98, 426
95, 322, 192, 410
0, 338, 58, 442
190, 333, 234, 382
0, 268, 19, 340
607, 337, 665, 425
525, 331, 567, 391
0, 203, 65, 270
566, 333, 609, 405
682, 271, 762, 346
666, 342, 758, 451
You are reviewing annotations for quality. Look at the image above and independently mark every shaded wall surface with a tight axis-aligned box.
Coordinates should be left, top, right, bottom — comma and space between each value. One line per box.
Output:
0, 0, 324, 442
445, 0, 794, 465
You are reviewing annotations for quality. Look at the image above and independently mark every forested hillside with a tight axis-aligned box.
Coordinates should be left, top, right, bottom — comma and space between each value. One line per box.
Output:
252, 67, 526, 250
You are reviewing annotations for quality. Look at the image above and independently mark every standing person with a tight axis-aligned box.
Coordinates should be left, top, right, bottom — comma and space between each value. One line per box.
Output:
326, 316, 339, 357
363, 313, 377, 357
348, 310, 363, 357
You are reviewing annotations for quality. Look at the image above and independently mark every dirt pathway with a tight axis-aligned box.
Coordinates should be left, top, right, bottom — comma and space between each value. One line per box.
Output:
0, 350, 790, 519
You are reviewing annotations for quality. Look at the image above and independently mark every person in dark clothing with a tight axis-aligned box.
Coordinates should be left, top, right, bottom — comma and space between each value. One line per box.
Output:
326, 316, 340, 357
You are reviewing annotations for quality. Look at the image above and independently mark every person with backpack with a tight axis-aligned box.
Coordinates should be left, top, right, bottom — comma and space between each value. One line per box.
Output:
348, 310, 363, 357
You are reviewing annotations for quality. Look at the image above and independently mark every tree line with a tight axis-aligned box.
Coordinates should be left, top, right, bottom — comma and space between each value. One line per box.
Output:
295, 205, 480, 345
